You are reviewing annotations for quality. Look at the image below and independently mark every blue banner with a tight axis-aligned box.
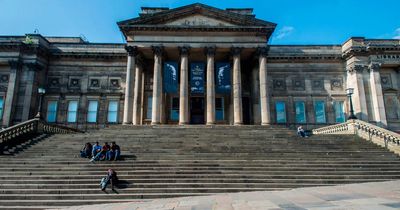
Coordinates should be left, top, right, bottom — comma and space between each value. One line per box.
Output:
215, 62, 231, 94
163, 61, 179, 93
190, 62, 205, 94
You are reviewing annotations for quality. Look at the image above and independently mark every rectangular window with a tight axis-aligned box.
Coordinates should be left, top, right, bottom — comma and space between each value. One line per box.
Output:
334, 101, 345, 123
67, 101, 78, 123
146, 96, 153, 119
0, 96, 4, 120
87, 100, 98, 123
314, 101, 326, 123
107, 100, 118, 123
216, 97, 224, 121
46, 101, 58, 123
275, 101, 286, 123
295, 101, 306, 123
170, 97, 179, 121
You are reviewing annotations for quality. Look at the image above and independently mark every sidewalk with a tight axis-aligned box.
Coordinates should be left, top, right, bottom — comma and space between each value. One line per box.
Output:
60, 180, 400, 210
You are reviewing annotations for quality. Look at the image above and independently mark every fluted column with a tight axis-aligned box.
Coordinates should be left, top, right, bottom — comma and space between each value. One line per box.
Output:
258, 47, 271, 125
123, 46, 138, 125
132, 64, 142, 125
151, 46, 163, 125
206, 47, 216, 125
232, 47, 243, 125
3, 60, 21, 127
369, 62, 387, 127
179, 46, 189, 125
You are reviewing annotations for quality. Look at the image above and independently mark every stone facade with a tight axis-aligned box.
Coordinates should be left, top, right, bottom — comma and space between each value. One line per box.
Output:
0, 3, 399, 130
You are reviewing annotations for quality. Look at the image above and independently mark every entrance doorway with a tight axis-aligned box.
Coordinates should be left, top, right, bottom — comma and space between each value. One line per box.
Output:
190, 97, 204, 124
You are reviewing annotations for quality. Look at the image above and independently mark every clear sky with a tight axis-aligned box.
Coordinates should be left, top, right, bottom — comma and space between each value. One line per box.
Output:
0, 0, 399, 44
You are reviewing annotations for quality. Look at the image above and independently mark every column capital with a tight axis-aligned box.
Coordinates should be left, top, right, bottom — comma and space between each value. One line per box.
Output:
347, 64, 366, 74
26, 62, 43, 71
231, 47, 242, 56
8, 60, 22, 70
369, 62, 381, 72
179, 46, 190, 56
205, 46, 216, 57
256, 47, 269, 57
152, 46, 164, 56
125, 46, 138, 57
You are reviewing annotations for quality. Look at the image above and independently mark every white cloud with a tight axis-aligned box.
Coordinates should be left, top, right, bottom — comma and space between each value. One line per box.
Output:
274, 26, 295, 40
393, 28, 400, 39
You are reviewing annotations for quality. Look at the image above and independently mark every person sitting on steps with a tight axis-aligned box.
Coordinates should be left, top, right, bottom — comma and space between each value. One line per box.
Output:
107, 141, 121, 161
100, 168, 118, 191
297, 126, 308, 138
91, 142, 102, 158
80, 142, 92, 158
90, 142, 110, 163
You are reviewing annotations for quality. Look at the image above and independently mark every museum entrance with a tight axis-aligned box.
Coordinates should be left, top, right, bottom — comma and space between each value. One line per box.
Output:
190, 97, 204, 124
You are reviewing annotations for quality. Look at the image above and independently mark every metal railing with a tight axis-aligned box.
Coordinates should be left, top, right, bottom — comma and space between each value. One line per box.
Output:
312, 119, 400, 154
0, 118, 82, 148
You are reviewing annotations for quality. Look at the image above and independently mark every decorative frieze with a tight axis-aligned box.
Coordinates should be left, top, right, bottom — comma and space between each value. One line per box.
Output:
89, 79, 100, 88
69, 78, 80, 89
48, 77, 60, 88
331, 79, 343, 90
312, 79, 324, 90
292, 79, 305, 91
109, 79, 120, 88
347, 64, 366, 74
273, 79, 286, 91
381, 74, 392, 89
0, 75, 9, 83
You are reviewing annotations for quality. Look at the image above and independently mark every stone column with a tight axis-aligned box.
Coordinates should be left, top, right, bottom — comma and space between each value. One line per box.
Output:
258, 47, 271, 125
179, 46, 189, 125
369, 62, 387, 127
122, 46, 138, 125
346, 64, 368, 120
232, 47, 243, 125
206, 47, 216, 125
3, 60, 21, 127
132, 64, 142, 125
151, 46, 163, 125
21, 63, 41, 121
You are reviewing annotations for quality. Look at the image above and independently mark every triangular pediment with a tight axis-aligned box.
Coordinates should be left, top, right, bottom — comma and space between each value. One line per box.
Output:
118, 3, 276, 28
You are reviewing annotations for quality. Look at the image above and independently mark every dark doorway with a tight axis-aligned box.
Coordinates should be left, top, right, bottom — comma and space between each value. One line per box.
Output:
242, 97, 251, 125
190, 97, 204, 124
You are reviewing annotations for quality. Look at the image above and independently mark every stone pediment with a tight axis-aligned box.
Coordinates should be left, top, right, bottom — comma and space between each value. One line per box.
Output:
164, 15, 235, 27
118, 3, 276, 31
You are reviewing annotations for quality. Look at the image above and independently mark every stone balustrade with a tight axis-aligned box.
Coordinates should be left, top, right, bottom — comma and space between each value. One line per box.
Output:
0, 118, 82, 151
313, 119, 400, 155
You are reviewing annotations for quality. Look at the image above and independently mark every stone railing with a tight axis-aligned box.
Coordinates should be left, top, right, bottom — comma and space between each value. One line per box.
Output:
313, 119, 400, 155
0, 118, 82, 149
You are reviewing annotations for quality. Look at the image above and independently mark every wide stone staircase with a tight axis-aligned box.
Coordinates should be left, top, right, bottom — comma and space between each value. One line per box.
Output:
1, 125, 400, 209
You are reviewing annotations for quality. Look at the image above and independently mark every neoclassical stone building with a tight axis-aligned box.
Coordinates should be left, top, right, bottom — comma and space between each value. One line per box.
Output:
0, 3, 399, 130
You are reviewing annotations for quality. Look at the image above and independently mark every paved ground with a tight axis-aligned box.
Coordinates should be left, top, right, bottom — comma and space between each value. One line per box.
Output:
60, 180, 400, 210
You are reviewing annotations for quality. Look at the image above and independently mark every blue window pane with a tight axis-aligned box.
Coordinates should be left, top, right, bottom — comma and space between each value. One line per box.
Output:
108, 101, 118, 123
87, 101, 98, 123
47, 101, 58, 123
0, 96, 3, 120
67, 101, 78, 123
295, 101, 306, 123
276, 101, 286, 123
215, 97, 224, 121
170, 110, 179, 121
314, 101, 326, 123
146, 96, 152, 119
334, 101, 345, 123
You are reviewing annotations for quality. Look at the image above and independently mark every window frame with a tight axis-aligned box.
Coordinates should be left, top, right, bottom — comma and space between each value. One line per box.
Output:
46, 100, 58, 123
107, 100, 119, 123
87, 100, 99, 123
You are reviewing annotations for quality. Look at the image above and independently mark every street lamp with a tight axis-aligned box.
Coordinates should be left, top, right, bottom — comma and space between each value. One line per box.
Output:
35, 87, 46, 119
346, 88, 357, 120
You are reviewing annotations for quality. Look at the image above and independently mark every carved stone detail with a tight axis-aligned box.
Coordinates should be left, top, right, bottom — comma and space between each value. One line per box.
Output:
48, 77, 60, 88
204, 46, 216, 56
26, 62, 43, 71
90, 79, 100, 88
125, 46, 138, 57
347, 64, 366, 74
312, 79, 324, 90
256, 47, 269, 57
381, 74, 392, 89
8, 60, 22, 69
69, 78, 80, 88
231, 47, 242, 56
152, 46, 164, 56
179, 46, 190, 56
110, 79, 120, 88
369, 62, 381, 72
331, 79, 343, 90
0, 75, 9, 83
292, 79, 305, 91
273, 79, 286, 91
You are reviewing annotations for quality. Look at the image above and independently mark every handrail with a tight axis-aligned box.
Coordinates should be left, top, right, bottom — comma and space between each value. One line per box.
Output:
0, 118, 82, 147
312, 119, 400, 155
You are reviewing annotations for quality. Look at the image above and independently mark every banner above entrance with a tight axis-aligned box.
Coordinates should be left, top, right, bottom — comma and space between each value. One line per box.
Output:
216, 62, 231, 94
190, 62, 205, 94
163, 61, 179, 93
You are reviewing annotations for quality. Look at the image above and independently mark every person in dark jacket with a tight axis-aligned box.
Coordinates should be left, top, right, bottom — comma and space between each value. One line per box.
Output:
80, 142, 92, 158
107, 142, 121, 161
